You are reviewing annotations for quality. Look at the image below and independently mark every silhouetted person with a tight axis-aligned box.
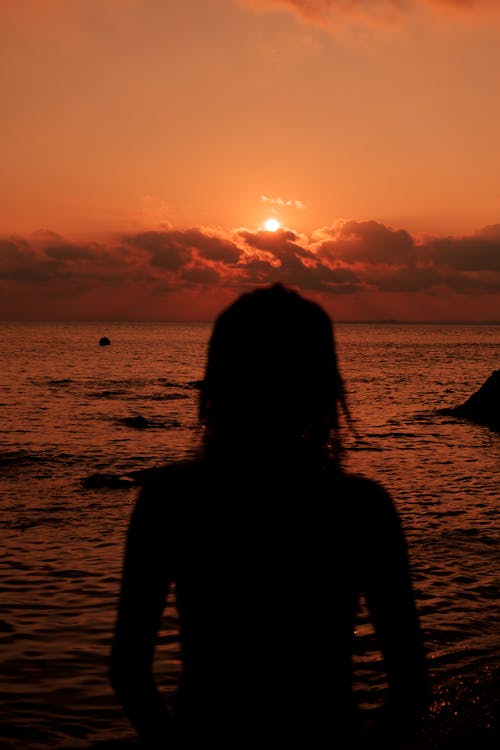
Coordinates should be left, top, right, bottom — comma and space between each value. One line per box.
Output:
110, 283, 429, 748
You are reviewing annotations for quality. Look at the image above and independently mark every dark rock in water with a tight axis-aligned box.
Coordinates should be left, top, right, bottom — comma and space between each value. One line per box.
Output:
120, 415, 181, 429
442, 370, 500, 431
99, 336, 111, 346
81, 472, 134, 490
122, 415, 149, 429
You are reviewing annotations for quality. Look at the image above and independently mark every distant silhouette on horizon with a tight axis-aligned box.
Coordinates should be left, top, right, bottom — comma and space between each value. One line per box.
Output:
110, 283, 430, 748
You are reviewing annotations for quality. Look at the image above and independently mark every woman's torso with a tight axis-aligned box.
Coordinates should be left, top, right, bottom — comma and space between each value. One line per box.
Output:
145, 460, 383, 741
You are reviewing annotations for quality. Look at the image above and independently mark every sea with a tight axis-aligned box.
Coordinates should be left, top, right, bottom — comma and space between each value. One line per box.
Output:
0, 321, 499, 749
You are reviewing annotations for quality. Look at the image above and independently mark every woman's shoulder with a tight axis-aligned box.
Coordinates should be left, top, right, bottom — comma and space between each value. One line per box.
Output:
338, 470, 390, 495
127, 460, 209, 533
335, 471, 397, 515
139, 459, 208, 496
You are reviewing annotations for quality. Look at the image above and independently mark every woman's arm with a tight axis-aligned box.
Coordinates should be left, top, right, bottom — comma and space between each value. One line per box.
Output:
362, 482, 430, 741
109, 483, 175, 747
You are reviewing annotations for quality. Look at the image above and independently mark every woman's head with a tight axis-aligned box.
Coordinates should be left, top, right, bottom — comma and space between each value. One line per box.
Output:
200, 284, 347, 465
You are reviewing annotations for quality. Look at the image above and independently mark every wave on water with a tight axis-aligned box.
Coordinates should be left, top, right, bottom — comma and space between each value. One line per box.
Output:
86, 382, 197, 401
0, 449, 77, 469
27, 376, 203, 407
0, 450, 46, 468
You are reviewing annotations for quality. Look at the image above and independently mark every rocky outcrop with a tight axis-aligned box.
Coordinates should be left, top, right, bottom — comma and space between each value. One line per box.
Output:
99, 336, 111, 346
443, 370, 500, 431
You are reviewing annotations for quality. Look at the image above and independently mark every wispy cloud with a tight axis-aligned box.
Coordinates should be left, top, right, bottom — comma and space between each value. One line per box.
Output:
245, 0, 500, 26
261, 195, 307, 210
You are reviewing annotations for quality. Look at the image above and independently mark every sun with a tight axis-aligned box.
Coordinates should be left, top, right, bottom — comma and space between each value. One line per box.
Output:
264, 218, 280, 232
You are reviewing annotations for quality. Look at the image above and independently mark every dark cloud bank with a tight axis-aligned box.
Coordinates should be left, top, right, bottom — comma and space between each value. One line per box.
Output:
0, 221, 499, 319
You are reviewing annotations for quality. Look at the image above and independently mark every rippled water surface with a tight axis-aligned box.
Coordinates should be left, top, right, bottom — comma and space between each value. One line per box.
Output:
0, 322, 499, 749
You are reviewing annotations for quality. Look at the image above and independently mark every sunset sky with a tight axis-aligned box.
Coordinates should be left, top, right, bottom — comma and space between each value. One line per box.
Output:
1, 0, 500, 320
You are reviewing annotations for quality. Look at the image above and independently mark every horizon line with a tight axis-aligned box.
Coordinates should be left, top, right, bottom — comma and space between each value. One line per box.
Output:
1, 319, 500, 326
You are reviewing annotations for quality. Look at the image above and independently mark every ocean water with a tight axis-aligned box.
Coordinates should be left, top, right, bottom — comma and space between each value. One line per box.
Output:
0, 321, 499, 749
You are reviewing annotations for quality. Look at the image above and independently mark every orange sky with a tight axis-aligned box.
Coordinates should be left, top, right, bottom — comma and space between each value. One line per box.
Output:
1, 0, 500, 320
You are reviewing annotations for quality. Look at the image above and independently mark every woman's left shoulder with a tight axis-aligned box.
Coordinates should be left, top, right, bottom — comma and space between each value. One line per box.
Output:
336, 470, 391, 499
333, 470, 400, 521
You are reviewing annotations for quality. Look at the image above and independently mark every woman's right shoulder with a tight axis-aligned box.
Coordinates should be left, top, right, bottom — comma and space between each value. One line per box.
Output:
127, 460, 210, 534
135, 459, 209, 505
337, 471, 397, 516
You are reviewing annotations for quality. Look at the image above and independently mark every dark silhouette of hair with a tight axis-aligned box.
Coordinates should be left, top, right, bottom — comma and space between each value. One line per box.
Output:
200, 283, 349, 465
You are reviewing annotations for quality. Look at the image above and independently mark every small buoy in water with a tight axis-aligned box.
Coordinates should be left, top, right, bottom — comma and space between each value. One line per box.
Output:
99, 336, 111, 346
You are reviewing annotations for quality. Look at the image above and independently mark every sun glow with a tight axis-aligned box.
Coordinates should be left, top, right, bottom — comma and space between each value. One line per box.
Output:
264, 218, 280, 232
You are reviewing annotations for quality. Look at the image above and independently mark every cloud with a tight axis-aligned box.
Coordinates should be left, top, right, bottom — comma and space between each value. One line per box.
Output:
123, 228, 242, 267
0, 237, 61, 284
123, 231, 192, 270
245, 0, 500, 25
238, 227, 360, 291
0, 220, 499, 319
181, 264, 222, 285
318, 220, 414, 263
44, 244, 100, 261
261, 195, 307, 210
175, 229, 242, 264
360, 263, 492, 293
0, 235, 141, 294
239, 227, 307, 253
422, 236, 500, 271
475, 224, 500, 239
314, 219, 500, 294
